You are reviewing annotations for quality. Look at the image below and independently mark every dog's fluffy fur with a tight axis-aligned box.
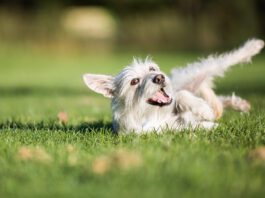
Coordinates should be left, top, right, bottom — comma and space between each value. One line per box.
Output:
83, 39, 264, 134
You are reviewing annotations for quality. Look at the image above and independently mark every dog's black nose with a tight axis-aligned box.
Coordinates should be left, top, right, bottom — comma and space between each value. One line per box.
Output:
153, 74, 165, 85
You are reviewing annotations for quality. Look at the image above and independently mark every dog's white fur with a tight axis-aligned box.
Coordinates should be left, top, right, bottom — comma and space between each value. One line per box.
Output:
83, 39, 264, 134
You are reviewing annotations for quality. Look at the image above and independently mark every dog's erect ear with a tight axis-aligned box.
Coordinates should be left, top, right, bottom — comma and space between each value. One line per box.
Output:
83, 74, 114, 98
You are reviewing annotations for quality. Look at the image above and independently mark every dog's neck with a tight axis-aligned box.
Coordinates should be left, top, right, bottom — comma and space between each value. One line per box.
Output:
112, 98, 176, 133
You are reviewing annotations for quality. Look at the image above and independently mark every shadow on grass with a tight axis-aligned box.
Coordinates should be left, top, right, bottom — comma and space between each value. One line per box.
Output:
0, 120, 115, 134
0, 86, 88, 96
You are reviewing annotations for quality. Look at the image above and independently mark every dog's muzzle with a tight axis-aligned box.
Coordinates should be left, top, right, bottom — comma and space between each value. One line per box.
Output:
147, 88, 172, 107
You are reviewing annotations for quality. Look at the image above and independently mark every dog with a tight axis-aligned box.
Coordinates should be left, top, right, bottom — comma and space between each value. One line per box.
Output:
83, 39, 264, 134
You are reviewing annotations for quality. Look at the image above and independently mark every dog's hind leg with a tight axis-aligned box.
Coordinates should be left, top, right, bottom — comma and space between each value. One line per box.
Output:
197, 86, 250, 118
218, 93, 251, 113
171, 39, 263, 119
171, 39, 264, 92
199, 85, 223, 119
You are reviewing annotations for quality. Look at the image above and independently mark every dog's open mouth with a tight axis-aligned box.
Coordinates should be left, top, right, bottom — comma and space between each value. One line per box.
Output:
147, 88, 172, 106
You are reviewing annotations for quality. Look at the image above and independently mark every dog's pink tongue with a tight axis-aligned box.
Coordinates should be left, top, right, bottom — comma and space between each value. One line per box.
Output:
153, 91, 171, 103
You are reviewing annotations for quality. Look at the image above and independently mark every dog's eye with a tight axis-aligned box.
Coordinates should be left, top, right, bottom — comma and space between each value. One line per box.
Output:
130, 78, 140, 86
149, 67, 156, 71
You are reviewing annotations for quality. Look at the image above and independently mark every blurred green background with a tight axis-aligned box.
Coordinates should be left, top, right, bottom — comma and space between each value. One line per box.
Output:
0, 0, 264, 51
0, 0, 265, 122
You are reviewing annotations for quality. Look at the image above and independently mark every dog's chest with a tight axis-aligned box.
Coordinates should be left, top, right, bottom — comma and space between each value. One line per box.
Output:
141, 106, 178, 131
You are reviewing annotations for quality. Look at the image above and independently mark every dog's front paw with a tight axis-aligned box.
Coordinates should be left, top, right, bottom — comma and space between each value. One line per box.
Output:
191, 99, 215, 121
199, 121, 218, 130
176, 90, 215, 121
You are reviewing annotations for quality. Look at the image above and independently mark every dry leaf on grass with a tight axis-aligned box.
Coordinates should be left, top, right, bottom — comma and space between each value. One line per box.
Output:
18, 146, 53, 164
18, 146, 33, 160
112, 149, 142, 170
34, 147, 53, 163
248, 146, 265, 164
92, 156, 112, 175
66, 144, 75, 153
92, 149, 142, 175
65, 144, 79, 166
57, 111, 68, 124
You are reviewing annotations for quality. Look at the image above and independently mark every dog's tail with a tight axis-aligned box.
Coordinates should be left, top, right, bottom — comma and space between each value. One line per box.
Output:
170, 38, 264, 92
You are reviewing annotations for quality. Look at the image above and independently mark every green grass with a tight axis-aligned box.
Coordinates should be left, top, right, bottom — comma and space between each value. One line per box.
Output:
0, 45, 265, 198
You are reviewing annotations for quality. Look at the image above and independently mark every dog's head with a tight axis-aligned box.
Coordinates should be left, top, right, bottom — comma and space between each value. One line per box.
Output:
83, 58, 173, 110
83, 57, 174, 132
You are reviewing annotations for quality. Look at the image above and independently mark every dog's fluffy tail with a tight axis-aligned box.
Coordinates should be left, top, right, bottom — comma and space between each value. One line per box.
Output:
170, 38, 264, 92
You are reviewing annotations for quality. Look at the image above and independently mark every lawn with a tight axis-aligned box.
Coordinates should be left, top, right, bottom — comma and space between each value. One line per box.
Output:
0, 44, 265, 198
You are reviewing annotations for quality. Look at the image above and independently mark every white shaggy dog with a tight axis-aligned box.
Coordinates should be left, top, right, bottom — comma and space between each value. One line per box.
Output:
83, 39, 264, 134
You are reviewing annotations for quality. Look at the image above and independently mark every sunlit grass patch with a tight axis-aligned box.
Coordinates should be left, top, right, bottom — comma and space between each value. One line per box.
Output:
0, 46, 264, 197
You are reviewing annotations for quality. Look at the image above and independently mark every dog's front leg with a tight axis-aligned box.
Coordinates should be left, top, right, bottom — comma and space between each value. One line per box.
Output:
175, 90, 215, 121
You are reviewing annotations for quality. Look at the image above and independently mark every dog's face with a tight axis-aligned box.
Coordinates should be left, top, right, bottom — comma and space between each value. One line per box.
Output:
83, 58, 173, 111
